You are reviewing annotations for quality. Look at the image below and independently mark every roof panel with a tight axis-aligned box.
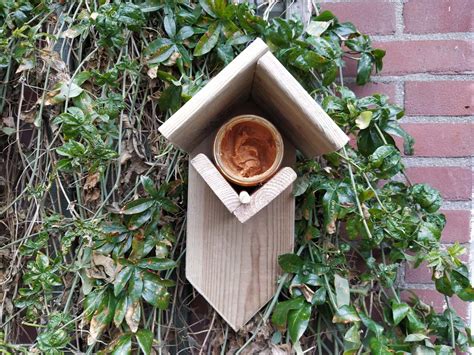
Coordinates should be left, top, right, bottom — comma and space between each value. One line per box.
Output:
158, 38, 269, 152
252, 52, 349, 157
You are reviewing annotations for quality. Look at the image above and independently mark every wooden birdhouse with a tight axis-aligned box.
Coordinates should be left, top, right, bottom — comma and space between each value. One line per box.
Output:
159, 38, 348, 330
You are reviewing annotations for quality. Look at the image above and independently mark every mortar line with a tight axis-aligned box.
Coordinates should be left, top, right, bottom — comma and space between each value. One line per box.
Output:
393, 0, 404, 36
402, 157, 472, 167
401, 116, 474, 123
372, 33, 474, 42
441, 201, 472, 210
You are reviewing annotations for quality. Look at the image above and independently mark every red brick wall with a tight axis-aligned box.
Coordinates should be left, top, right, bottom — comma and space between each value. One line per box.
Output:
319, 0, 473, 321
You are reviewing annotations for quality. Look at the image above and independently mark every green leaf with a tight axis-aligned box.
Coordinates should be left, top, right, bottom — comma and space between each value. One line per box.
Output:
136, 257, 176, 271
54, 82, 84, 102
128, 209, 153, 231
116, 3, 145, 31
88, 290, 117, 344
411, 184, 442, 213
121, 198, 155, 215
359, 311, 384, 336
114, 266, 133, 296
311, 287, 327, 305
159, 84, 182, 113
372, 48, 385, 72
113, 294, 128, 327
322, 62, 338, 86
145, 38, 175, 64
417, 221, 442, 243
293, 175, 311, 197
56, 141, 86, 157
177, 26, 194, 41
315, 10, 335, 22
2, 127, 15, 135
73, 71, 92, 86
333, 305, 360, 324
355, 111, 373, 129
406, 310, 426, 333
392, 302, 411, 326
368, 336, 391, 355
271, 296, 305, 330
369, 145, 402, 179
128, 268, 144, 302
356, 53, 372, 85
357, 126, 393, 157
344, 324, 361, 346
306, 20, 331, 37
383, 120, 414, 155
136, 329, 153, 355
346, 35, 371, 52
111, 333, 132, 355
142, 272, 171, 309
288, 302, 311, 343
141, 176, 157, 196
163, 15, 176, 37
158, 197, 179, 213
199, 0, 217, 17
278, 254, 304, 273
217, 44, 234, 65
404, 333, 429, 342
334, 274, 350, 307
194, 22, 221, 56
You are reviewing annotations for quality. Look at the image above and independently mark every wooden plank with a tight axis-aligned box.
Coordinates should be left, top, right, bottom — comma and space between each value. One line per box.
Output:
186, 101, 295, 330
158, 38, 269, 153
286, 0, 312, 27
233, 167, 297, 223
252, 51, 349, 157
190, 153, 241, 214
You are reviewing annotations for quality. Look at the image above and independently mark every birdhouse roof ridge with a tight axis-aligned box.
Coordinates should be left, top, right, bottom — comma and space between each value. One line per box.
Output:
158, 38, 349, 157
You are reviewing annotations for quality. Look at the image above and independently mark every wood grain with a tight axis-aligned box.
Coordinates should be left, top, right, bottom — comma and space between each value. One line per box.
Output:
186, 102, 295, 330
233, 167, 297, 223
252, 51, 349, 157
286, 0, 312, 26
158, 38, 269, 153
190, 153, 240, 214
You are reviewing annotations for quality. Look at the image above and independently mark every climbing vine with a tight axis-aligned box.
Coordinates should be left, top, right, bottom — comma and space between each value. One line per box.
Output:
0, 1, 472, 354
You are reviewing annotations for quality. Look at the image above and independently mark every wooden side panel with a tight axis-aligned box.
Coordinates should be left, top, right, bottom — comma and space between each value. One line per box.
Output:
234, 167, 297, 223
190, 153, 241, 213
252, 52, 349, 157
158, 38, 269, 153
186, 116, 295, 330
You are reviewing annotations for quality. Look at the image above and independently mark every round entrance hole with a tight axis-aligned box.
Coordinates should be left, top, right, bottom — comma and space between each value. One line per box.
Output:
213, 114, 284, 187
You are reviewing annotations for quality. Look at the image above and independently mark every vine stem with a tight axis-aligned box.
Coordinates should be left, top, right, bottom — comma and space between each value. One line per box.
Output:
343, 146, 401, 303
445, 295, 456, 349
235, 244, 305, 354
342, 146, 372, 240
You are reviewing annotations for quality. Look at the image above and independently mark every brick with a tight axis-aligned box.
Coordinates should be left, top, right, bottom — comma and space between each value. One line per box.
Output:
397, 123, 473, 157
404, 0, 474, 34
375, 40, 473, 75
405, 261, 433, 284
405, 81, 474, 116
405, 167, 472, 201
320, 2, 396, 35
342, 57, 357, 77
405, 254, 468, 284
347, 82, 396, 99
440, 210, 471, 244
401, 289, 469, 320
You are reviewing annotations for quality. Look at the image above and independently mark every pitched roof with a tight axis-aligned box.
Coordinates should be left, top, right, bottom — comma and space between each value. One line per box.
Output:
158, 38, 348, 157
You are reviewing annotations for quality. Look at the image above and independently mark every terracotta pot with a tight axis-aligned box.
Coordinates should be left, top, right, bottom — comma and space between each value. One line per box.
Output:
213, 114, 284, 187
